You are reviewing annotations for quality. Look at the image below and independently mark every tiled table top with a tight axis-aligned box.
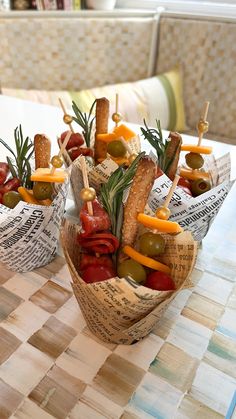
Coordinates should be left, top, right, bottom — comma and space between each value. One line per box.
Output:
0, 96, 235, 418
0, 182, 236, 419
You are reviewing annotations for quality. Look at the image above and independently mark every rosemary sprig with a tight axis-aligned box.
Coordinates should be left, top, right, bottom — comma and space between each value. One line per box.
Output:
140, 119, 172, 173
72, 100, 96, 147
100, 152, 145, 240
0, 125, 34, 189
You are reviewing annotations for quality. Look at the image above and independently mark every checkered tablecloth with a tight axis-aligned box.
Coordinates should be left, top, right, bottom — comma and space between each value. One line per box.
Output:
0, 183, 236, 419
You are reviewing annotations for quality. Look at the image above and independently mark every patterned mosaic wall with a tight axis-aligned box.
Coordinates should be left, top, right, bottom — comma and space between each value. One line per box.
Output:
156, 17, 236, 140
0, 17, 153, 90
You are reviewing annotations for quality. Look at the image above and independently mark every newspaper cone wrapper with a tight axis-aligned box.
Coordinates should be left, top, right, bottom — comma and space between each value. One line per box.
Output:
61, 220, 197, 345
0, 177, 70, 272
64, 135, 141, 213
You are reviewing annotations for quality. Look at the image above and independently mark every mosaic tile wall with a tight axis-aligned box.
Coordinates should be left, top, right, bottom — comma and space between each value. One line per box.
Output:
0, 17, 154, 90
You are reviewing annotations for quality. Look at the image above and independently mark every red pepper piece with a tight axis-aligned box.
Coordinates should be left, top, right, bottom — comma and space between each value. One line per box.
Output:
80, 254, 114, 270
0, 163, 9, 186
78, 232, 120, 254
60, 131, 84, 149
80, 199, 111, 237
0, 178, 21, 194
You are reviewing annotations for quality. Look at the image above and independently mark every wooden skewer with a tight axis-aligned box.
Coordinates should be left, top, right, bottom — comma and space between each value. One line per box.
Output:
115, 93, 119, 115
58, 97, 75, 134
58, 131, 72, 158
50, 131, 72, 175
119, 136, 132, 156
163, 174, 180, 208
197, 101, 210, 146
201, 100, 210, 121
79, 155, 93, 216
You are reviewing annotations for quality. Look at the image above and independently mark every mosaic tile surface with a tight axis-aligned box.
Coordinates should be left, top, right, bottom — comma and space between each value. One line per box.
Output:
0, 184, 236, 418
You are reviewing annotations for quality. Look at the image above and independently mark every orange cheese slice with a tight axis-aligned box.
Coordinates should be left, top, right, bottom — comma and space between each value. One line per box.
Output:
179, 168, 210, 180
96, 133, 117, 143
181, 145, 213, 154
123, 245, 171, 274
137, 213, 183, 234
113, 124, 136, 141
31, 168, 67, 183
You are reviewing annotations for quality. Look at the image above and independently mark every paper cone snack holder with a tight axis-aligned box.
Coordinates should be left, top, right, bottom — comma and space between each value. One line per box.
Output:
61, 220, 197, 345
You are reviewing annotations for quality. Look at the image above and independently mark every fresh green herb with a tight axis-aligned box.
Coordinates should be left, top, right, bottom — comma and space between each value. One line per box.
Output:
72, 100, 96, 147
140, 119, 176, 173
0, 125, 34, 189
100, 152, 145, 240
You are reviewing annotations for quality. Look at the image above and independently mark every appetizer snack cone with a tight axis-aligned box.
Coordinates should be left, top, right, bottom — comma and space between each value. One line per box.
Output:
0, 178, 70, 272
61, 220, 197, 344
0, 125, 70, 272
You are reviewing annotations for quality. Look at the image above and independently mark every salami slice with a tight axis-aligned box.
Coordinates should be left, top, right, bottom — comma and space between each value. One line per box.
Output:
78, 232, 119, 254
80, 199, 111, 237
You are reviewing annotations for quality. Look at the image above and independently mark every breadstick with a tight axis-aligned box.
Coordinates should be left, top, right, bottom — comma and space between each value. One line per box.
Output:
165, 132, 182, 180
94, 97, 109, 163
121, 157, 156, 250
34, 134, 51, 169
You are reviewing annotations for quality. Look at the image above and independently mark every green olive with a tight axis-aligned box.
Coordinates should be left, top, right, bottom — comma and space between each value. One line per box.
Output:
191, 178, 211, 196
117, 259, 146, 283
107, 140, 126, 158
139, 232, 165, 256
185, 152, 204, 169
3, 191, 22, 209
33, 182, 53, 200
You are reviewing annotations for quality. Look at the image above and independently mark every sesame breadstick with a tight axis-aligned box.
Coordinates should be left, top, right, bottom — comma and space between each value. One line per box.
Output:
34, 134, 51, 169
94, 97, 109, 164
121, 156, 156, 250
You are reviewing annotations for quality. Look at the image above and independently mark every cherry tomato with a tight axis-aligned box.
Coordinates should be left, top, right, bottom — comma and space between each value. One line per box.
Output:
0, 178, 21, 194
178, 177, 191, 189
117, 259, 146, 283
68, 147, 94, 161
178, 185, 193, 196
145, 271, 175, 291
60, 131, 84, 149
139, 232, 165, 256
81, 264, 116, 283
0, 192, 3, 204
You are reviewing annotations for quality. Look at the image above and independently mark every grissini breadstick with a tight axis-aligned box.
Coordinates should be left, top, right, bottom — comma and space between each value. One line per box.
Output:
165, 132, 182, 181
121, 156, 156, 251
94, 97, 109, 164
34, 134, 51, 169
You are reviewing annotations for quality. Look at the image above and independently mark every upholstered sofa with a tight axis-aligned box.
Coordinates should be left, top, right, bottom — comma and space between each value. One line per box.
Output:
0, 12, 235, 144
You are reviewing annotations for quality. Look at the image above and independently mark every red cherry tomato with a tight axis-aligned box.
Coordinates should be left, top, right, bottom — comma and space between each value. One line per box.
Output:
178, 177, 191, 189
178, 185, 193, 196
0, 192, 3, 204
145, 271, 175, 291
60, 131, 84, 149
68, 147, 94, 161
81, 264, 116, 283
0, 178, 21, 194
